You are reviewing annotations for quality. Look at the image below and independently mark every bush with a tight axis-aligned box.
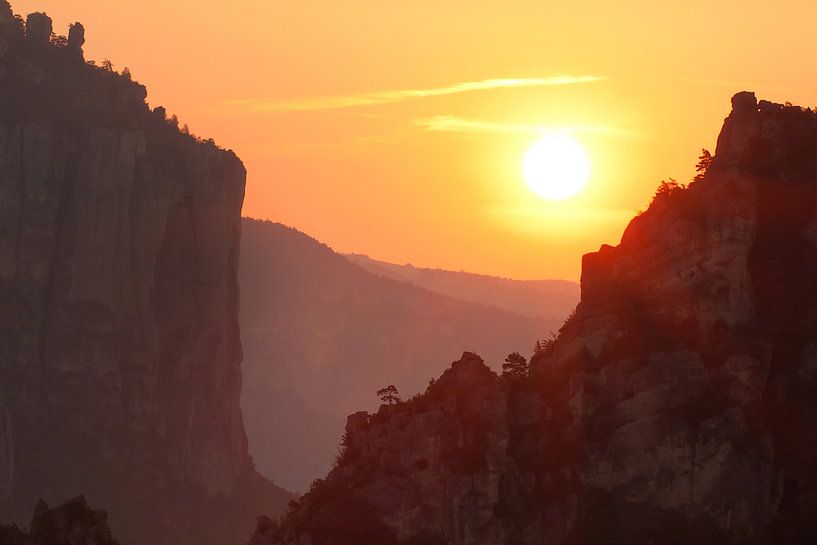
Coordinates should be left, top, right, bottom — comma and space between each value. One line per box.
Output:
652, 178, 687, 203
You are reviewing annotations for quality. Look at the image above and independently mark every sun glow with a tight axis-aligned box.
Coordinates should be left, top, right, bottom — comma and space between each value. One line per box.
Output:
522, 135, 591, 200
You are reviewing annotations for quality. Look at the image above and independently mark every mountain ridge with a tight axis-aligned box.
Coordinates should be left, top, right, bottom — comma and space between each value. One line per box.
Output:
239, 219, 568, 492
345, 253, 579, 321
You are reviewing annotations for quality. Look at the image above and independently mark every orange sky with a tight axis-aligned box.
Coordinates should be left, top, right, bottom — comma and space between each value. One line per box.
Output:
13, 0, 817, 280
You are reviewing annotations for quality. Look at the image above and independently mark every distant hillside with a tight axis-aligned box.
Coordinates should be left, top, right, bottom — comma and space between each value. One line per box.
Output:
346, 254, 579, 320
239, 219, 570, 491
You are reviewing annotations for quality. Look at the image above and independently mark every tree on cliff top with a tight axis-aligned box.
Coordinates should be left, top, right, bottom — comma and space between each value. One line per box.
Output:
502, 352, 528, 378
377, 385, 401, 405
652, 178, 686, 204
694, 148, 713, 183
533, 336, 556, 357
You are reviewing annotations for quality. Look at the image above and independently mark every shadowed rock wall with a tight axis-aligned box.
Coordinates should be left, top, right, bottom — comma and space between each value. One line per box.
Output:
0, 4, 290, 544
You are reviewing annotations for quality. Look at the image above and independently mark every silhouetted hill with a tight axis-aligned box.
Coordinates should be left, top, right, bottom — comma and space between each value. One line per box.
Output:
252, 93, 817, 545
0, 497, 121, 545
345, 254, 579, 320
0, 4, 290, 544
239, 220, 564, 491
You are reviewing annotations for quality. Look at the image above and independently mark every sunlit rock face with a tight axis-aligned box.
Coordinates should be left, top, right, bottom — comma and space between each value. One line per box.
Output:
559, 90, 817, 542
258, 93, 817, 545
0, 5, 289, 545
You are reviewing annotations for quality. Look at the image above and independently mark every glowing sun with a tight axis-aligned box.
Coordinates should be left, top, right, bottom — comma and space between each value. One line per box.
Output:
523, 135, 590, 200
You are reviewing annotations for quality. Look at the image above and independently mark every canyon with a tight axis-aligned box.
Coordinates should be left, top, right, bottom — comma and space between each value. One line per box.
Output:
239, 220, 569, 492
5, 2, 817, 545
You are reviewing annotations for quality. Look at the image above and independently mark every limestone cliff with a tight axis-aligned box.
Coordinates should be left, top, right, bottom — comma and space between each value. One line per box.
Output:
0, 4, 289, 544
253, 92, 817, 545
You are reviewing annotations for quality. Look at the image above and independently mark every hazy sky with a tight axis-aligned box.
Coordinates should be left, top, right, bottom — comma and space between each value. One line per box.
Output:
14, 0, 817, 279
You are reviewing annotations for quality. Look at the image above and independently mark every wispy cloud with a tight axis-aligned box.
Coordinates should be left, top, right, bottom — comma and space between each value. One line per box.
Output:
226, 75, 605, 112
415, 115, 640, 138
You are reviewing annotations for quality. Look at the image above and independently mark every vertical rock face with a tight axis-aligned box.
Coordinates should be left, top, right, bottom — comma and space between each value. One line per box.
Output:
67, 23, 84, 56
260, 93, 817, 545
24, 12, 50, 45
0, 5, 289, 544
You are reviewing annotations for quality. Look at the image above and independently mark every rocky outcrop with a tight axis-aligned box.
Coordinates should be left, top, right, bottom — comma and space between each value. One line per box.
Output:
258, 93, 817, 544
555, 91, 817, 543
67, 23, 84, 56
252, 353, 525, 545
24, 12, 50, 45
0, 4, 290, 545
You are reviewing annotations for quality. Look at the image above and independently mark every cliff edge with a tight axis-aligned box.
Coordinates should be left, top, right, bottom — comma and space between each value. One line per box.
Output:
0, 4, 290, 544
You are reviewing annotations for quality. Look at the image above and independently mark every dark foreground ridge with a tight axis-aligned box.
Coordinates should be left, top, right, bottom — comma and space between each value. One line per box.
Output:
0, 497, 119, 545
253, 92, 817, 545
0, 3, 290, 544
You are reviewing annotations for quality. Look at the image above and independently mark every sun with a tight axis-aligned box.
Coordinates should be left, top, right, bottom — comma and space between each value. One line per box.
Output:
522, 135, 591, 200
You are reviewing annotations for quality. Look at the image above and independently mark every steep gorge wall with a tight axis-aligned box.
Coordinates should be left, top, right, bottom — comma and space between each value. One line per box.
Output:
0, 5, 289, 544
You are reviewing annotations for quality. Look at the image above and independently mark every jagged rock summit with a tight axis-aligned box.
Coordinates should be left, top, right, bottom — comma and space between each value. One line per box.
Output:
255, 92, 817, 545
0, 3, 290, 544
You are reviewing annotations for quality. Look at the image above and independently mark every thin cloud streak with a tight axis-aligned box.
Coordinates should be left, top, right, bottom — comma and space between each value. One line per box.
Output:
226, 75, 605, 112
416, 115, 641, 138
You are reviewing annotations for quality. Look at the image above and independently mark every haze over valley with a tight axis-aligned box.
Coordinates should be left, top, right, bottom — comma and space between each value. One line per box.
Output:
4, 1, 817, 545
239, 220, 576, 491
